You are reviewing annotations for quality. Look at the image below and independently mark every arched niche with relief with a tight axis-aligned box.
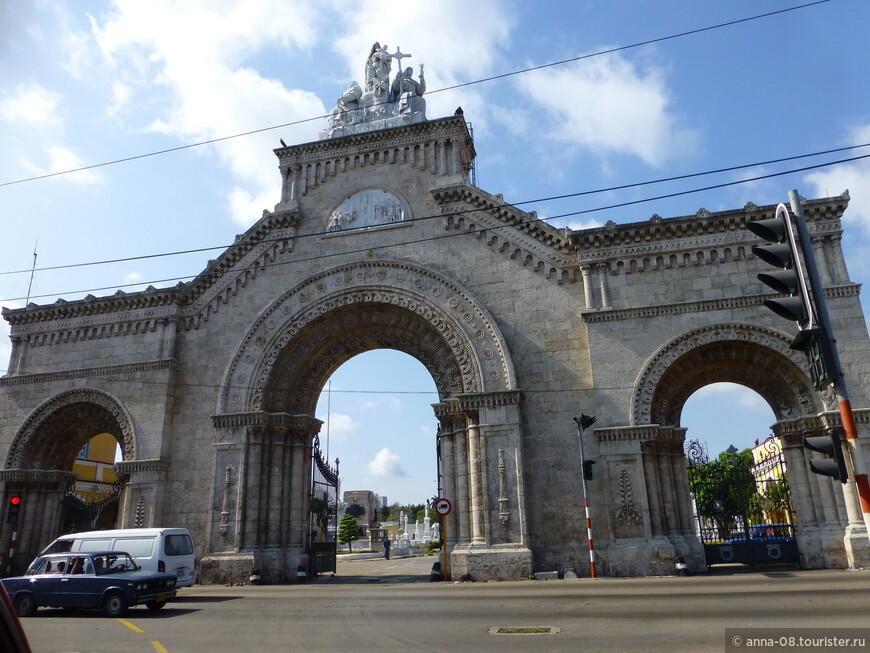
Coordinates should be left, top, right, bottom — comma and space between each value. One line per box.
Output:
326, 189, 409, 232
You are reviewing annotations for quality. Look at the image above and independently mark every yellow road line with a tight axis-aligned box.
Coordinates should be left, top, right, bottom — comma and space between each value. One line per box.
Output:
151, 641, 169, 653
117, 618, 145, 633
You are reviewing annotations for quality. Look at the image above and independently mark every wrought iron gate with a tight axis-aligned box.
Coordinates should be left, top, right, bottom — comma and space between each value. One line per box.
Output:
309, 434, 339, 576
686, 438, 798, 566
61, 479, 122, 534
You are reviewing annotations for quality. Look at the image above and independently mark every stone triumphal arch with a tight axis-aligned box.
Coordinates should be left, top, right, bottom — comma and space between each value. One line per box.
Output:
2, 45, 870, 581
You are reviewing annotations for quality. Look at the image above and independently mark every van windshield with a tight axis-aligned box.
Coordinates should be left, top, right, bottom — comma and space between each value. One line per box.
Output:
41, 540, 73, 554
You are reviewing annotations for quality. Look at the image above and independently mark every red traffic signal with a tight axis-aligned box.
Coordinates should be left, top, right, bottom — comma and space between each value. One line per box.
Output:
6, 495, 22, 523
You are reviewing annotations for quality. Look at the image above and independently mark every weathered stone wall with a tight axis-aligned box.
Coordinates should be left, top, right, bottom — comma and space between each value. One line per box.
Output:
1, 115, 868, 580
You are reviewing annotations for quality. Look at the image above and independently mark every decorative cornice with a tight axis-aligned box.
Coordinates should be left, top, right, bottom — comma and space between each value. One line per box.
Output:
179, 209, 303, 314
1, 359, 178, 387
456, 390, 522, 411
2, 289, 179, 328
0, 469, 78, 485
433, 185, 577, 285
582, 285, 860, 323
569, 194, 849, 257
114, 459, 171, 475
211, 412, 323, 432
596, 425, 686, 443
276, 115, 475, 162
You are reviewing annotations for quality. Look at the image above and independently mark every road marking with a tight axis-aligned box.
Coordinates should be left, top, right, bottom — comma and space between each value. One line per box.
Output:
118, 618, 144, 633
151, 641, 169, 653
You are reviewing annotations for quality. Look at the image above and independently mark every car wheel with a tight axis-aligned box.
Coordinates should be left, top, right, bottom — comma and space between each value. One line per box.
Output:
13, 594, 37, 617
102, 591, 127, 617
145, 599, 167, 611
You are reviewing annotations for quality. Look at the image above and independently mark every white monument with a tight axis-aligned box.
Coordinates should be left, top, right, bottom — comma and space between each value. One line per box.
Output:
321, 42, 426, 139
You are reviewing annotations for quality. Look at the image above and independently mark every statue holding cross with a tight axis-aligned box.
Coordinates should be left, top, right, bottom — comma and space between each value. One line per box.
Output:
321, 41, 428, 139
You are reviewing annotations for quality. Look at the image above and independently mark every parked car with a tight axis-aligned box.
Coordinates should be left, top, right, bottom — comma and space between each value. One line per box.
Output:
2, 552, 177, 618
725, 523, 795, 544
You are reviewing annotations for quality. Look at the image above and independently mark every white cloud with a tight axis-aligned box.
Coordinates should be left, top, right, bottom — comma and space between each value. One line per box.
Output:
0, 83, 62, 126
367, 447, 407, 477
515, 53, 698, 167
803, 125, 870, 233
19, 146, 105, 186
88, 0, 328, 225
317, 412, 359, 440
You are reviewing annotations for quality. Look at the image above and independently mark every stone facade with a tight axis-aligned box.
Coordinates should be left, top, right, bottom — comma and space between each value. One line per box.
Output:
2, 111, 870, 582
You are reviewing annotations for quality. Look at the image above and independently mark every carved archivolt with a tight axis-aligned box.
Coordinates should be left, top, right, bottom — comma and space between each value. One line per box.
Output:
632, 323, 819, 426
219, 260, 517, 415
5, 388, 136, 470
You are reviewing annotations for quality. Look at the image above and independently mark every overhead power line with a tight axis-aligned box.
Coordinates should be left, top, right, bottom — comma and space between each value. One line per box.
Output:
3, 149, 867, 303
1, 141, 866, 279
0, 0, 830, 189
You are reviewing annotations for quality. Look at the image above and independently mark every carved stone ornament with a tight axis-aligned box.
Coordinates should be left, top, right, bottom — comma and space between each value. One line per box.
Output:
326, 189, 407, 231
615, 468, 642, 524
321, 42, 427, 139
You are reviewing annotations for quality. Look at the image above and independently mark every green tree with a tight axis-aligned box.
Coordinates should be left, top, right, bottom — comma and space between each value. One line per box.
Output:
337, 512, 360, 551
687, 448, 759, 541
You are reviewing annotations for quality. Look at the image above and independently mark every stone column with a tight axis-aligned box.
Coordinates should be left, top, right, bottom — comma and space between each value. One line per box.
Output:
454, 421, 471, 546
465, 410, 487, 546
580, 265, 594, 310
597, 263, 611, 309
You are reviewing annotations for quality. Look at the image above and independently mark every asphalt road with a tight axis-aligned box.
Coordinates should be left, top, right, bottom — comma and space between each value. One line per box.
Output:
17, 556, 870, 653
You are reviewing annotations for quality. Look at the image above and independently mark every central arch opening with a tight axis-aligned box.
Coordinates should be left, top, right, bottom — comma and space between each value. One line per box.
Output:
314, 349, 442, 581
681, 382, 797, 569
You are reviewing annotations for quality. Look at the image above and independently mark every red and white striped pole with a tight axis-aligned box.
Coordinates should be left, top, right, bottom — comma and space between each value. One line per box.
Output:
574, 415, 598, 578
584, 497, 596, 578
6, 523, 19, 577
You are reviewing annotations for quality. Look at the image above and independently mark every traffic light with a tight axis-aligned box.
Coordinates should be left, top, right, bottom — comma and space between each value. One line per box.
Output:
582, 460, 596, 480
804, 431, 848, 483
747, 204, 813, 329
6, 495, 22, 523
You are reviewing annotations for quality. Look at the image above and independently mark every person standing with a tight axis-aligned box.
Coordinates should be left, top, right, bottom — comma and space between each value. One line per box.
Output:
383, 535, 391, 560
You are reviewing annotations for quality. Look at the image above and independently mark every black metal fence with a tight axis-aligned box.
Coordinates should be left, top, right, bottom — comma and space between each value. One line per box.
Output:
309, 434, 339, 576
686, 438, 798, 566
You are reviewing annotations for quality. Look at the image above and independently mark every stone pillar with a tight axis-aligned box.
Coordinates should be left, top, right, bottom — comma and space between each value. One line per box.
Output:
580, 265, 594, 310
202, 412, 322, 585
597, 263, 611, 309
464, 411, 487, 546
114, 459, 171, 529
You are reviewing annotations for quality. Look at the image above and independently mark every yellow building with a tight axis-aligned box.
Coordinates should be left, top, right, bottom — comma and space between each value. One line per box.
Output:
72, 432, 119, 503
750, 436, 795, 525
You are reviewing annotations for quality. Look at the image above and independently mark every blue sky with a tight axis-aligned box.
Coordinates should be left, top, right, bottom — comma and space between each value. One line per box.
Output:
1, 0, 868, 503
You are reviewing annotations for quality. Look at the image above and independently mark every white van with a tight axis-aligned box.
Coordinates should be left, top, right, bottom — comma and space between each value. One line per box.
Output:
40, 528, 196, 587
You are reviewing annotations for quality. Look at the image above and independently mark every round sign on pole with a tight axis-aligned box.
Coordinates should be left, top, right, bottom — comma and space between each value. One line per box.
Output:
434, 498, 452, 516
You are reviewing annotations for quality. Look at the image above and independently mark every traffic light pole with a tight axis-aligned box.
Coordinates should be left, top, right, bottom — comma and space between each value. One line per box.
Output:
574, 416, 597, 578
789, 190, 870, 525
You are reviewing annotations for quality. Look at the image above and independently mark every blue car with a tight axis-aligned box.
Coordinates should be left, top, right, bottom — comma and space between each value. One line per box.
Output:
2, 552, 177, 617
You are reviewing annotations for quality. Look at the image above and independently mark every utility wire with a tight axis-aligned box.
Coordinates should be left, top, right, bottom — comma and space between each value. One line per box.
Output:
0, 0, 830, 189
1, 141, 866, 279
4, 150, 866, 303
